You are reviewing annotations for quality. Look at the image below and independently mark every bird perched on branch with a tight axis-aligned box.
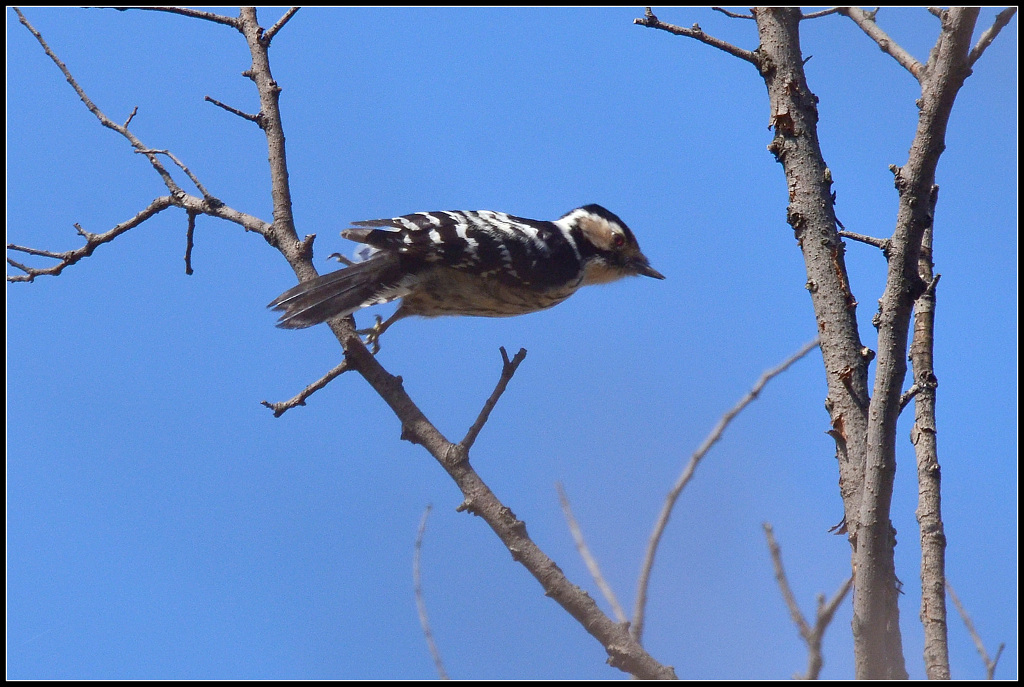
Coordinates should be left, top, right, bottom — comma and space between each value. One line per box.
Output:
269, 204, 663, 344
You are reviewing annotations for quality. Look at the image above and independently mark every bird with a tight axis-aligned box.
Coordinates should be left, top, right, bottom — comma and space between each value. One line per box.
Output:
268, 204, 664, 343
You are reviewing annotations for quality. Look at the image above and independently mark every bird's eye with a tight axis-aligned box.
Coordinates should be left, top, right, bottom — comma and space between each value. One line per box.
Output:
612, 233, 626, 248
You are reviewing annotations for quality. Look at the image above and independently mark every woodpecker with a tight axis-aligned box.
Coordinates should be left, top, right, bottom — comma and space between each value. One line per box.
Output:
269, 205, 664, 339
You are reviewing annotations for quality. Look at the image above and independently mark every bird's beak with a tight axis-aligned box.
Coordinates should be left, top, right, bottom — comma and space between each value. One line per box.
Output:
633, 259, 666, 280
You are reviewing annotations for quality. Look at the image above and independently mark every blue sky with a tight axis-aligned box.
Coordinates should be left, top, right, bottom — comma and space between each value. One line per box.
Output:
7, 7, 1016, 680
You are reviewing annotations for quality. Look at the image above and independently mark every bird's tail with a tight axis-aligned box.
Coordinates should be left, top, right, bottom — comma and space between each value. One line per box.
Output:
268, 253, 406, 329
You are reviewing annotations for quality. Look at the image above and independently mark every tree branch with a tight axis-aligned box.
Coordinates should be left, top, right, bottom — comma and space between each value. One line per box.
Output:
634, 7, 760, 65
801, 8, 842, 21
838, 7, 925, 80
909, 187, 948, 678
839, 230, 891, 255
968, 7, 1018, 67
711, 7, 753, 20
115, 6, 241, 29
263, 7, 300, 45
763, 523, 853, 680
7, 197, 175, 282
459, 347, 527, 451
946, 581, 1005, 680
557, 483, 628, 624
632, 338, 820, 643
413, 505, 450, 680
260, 360, 351, 417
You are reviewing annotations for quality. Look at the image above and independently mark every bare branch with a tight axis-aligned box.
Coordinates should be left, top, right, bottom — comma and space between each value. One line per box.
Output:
839, 230, 891, 254
898, 383, 920, 411
459, 347, 527, 451
14, 8, 183, 194
136, 148, 218, 201
763, 523, 853, 680
838, 7, 925, 79
7, 197, 175, 282
263, 7, 300, 45
947, 581, 1005, 679
968, 7, 1018, 67
115, 6, 240, 29
413, 505, 450, 680
204, 95, 263, 125
634, 7, 760, 65
184, 211, 197, 275
123, 105, 138, 128
927, 8, 944, 19
340, 334, 676, 679
801, 8, 842, 21
260, 360, 351, 417
632, 338, 820, 643
556, 483, 628, 624
711, 7, 754, 20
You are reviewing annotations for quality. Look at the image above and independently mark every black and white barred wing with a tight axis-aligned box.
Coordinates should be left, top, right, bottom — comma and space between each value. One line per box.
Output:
343, 211, 582, 288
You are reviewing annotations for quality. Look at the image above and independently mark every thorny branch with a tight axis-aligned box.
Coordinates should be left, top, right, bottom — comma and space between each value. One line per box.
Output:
632, 338, 820, 643
763, 523, 853, 680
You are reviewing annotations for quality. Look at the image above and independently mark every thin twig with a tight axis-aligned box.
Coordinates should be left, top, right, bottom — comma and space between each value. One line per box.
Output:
115, 6, 240, 29
801, 7, 842, 21
711, 7, 753, 20
135, 149, 217, 200
413, 505, 449, 680
946, 581, 1005, 679
204, 95, 262, 124
263, 7, 300, 45
839, 230, 891, 254
968, 7, 1018, 67
7, 197, 176, 282
184, 211, 197, 275
764, 523, 853, 680
556, 483, 628, 624
898, 383, 920, 411
634, 7, 760, 65
123, 105, 138, 128
260, 360, 350, 417
14, 8, 183, 194
459, 347, 527, 451
632, 338, 820, 643
838, 6, 925, 80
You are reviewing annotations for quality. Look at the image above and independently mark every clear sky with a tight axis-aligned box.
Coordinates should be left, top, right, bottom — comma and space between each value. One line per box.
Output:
7, 7, 1016, 680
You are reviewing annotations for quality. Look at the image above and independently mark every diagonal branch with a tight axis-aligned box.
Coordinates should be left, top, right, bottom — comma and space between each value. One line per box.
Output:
459, 347, 527, 451
15, 8, 183, 194
632, 338, 820, 643
838, 7, 925, 80
634, 7, 760, 65
556, 483, 628, 624
7, 197, 175, 282
263, 7, 300, 45
114, 6, 241, 29
947, 581, 1005, 680
968, 7, 1018, 67
260, 360, 351, 417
